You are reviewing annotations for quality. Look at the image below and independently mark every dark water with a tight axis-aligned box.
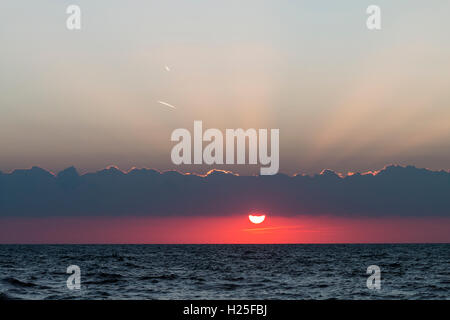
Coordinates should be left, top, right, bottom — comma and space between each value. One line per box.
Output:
0, 244, 448, 300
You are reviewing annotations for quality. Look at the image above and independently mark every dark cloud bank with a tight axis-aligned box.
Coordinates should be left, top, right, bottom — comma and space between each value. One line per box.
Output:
0, 165, 449, 218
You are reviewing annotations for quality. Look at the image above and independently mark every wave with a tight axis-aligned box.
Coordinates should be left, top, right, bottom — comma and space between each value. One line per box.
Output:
97, 272, 124, 279
2, 277, 37, 288
140, 274, 178, 281
0, 292, 14, 300
85, 279, 121, 285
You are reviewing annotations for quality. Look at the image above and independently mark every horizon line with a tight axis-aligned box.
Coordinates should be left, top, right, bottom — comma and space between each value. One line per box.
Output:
0, 242, 449, 245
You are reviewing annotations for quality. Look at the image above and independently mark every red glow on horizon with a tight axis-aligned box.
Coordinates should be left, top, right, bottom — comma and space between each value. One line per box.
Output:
0, 216, 449, 244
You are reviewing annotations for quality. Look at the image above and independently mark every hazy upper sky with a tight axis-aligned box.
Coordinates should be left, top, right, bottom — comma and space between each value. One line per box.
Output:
1, 0, 450, 175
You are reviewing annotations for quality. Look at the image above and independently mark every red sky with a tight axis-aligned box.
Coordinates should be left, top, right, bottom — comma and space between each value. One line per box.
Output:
1, 215, 449, 244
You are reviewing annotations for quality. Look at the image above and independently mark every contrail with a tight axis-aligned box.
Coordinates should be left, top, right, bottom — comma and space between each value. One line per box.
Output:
157, 100, 177, 110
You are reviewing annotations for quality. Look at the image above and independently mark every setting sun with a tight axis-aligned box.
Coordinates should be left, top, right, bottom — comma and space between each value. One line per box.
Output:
249, 215, 266, 224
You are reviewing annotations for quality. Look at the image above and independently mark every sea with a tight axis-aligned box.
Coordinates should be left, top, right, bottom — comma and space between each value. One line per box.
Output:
0, 244, 448, 300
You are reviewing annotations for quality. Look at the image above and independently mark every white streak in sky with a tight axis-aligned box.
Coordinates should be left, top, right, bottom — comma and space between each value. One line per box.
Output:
157, 100, 177, 110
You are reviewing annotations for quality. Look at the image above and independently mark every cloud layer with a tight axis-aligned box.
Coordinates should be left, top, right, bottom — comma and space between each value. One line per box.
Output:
0, 165, 449, 218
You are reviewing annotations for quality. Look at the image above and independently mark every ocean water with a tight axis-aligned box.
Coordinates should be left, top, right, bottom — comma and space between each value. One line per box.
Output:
0, 244, 448, 300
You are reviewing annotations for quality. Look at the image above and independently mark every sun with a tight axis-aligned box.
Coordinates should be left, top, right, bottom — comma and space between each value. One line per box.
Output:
249, 214, 266, 224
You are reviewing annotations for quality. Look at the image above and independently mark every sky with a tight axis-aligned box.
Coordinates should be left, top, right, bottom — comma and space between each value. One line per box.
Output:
1, 216, 449, 244
1, 1, 450, 243
1, 1, 450, 175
